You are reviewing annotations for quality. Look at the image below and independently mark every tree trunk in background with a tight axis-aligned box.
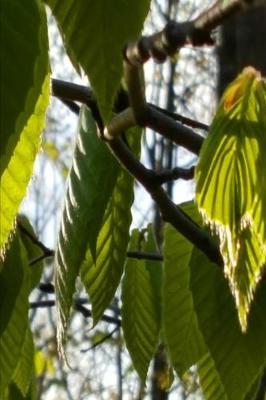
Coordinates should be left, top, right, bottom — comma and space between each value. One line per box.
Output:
218, 6, 266, 97
218, 7, 266, 400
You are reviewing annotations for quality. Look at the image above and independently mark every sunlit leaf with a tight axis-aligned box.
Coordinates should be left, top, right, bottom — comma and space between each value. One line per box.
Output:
195, 67, 266, 330
81, 127, 142, 325
55, 106, 119, 357
35, 349, 55, 376
198, 353, 227, 400
121, 228, 161, 381
45, 0, 150, 122
163, 201, 206, 376
0, 1, 50, 254
190, 247, 266, 400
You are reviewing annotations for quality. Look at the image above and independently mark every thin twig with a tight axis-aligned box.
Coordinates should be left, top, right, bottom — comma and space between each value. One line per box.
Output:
127, 251, 163, 261
81, 326, 119, 353
29, 299, 121, 326
18, 222, 54, 263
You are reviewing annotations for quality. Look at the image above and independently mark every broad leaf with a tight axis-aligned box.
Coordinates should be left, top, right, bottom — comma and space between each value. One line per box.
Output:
198, 353, 227, 400
199, 357, 263, 400
55, 106, 119, 356
12, 328, 34, 398
195, 67, 266, 330
45, 0, 151, 122
163, 201, 206, 376
190, 248, 266, 400
0, 235, 31, 396
144, 224, 162, 319
81, 127, 142, 325
0, 1, 50, 254
121, 228, 162, 381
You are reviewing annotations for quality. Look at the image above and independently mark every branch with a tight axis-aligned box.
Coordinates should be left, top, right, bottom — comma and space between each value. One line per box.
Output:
81, 326, 119, 353
51, 75, 221, 265
51, 79, 205, 155
154, 166, 195, 183
30, 298, 121, 326
18, 222, 54, 265
108, 137, 223, 266
124, 0, 263, 64
127, 251, 163, 261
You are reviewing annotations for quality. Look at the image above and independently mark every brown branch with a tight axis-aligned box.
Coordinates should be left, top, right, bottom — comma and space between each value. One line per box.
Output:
52, 79, 205, 154
18, 222, 54, 264
150, 104, 209, 131
30, 299, 121, 326
81, 326, 119, 353
154, 166, 195, 183
108, 137, 223, 266
51, 77, 222, 265
124, 0, 262, 64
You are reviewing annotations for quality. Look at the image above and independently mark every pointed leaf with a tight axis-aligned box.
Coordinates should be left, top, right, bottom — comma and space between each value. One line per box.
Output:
55, 106, 119, 355
12, 328, 34, 397
0, 2, 50, 254
121, 229, 161, 381
81, 127, 142, 325
163, 201, 206, 376
45, 0, 151, 122
195, 67, 266, 330
144, 224, 163, 318
190, 248, 266, 400
0, 235, 31, 396
198, 353, 227, 400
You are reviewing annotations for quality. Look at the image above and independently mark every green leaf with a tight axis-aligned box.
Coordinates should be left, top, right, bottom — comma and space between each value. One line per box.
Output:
45, 0, 151, 122
198, 353, 227, 400
0, 234, 31, 396
81, 126, 142, 325
195, 67, 266, 330
12, 328, 34, 398
0, 1, 50, 254
190, 247, 266, 400
55, 106, 119, 356
144, 224, 162, 319
244, 370, 265, 400
162, 201, 206, 376
0, 233, 24, 336
121, 229, 161, 382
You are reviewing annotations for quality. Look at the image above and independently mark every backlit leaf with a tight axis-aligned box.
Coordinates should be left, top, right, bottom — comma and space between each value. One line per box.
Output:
0, 1, 50, 254
198, 353, 227, 400
81, 127, 142, 325
163, 201, 206, 376
45, 0, 151, 122
195, 67, 266, 330
55, 106, 119, 357
121, 228, 161, 381
190, 247, 266, 400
